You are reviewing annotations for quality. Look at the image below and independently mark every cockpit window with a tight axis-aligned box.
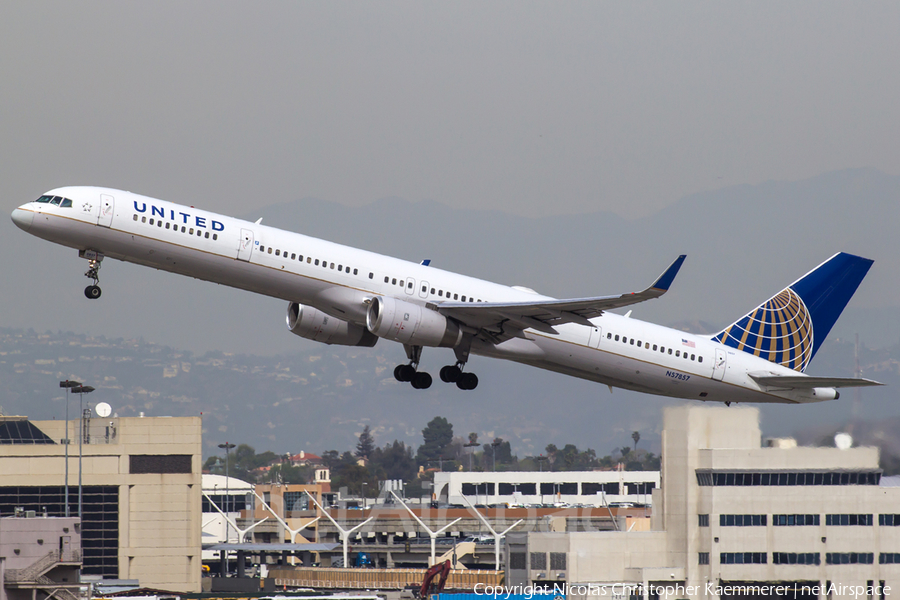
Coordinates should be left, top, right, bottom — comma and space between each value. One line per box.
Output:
34, 195, 73, 207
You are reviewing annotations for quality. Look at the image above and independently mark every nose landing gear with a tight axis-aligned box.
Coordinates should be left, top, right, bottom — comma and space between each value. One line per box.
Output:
79, 249, 104, 300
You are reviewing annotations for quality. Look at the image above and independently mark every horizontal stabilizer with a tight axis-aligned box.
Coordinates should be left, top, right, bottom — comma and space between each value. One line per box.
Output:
749, 372, 883, 390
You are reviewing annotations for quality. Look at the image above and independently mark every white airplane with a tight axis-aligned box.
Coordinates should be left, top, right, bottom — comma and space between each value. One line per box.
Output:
12, 187, 882, 402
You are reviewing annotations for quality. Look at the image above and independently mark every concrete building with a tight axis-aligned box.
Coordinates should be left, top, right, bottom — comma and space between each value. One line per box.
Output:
508, 405, 900, 599
434, 470, 659, 507
0, 415, 201, 593
1, 513, 81, 600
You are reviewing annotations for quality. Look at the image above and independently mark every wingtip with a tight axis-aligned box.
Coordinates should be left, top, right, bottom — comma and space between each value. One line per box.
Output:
651, 254, 687, 292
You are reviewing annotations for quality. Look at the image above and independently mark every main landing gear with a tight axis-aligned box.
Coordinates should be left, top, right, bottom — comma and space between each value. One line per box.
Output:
80, 250, 104, 300
393, 340, 480, 391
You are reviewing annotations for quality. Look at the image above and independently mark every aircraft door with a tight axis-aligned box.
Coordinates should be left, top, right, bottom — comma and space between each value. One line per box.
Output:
588, 326, 603, 349
712, 348, 727, 381
98, 194, 114, 227
237, 229, 254, 261
405, 277, 416, 296
419, 281, 429, 299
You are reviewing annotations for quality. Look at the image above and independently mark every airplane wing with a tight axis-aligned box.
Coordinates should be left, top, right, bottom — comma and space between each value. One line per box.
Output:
428, 255, 686, 341
749, 372, 884, 390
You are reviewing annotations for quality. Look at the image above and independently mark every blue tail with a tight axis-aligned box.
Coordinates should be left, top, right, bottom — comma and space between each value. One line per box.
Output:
711, 252, 873, 372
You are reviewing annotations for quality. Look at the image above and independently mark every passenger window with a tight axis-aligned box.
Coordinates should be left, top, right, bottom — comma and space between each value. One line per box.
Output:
661, 346, 665, 353
213, 234, 217, 240
391, 278, 397, 285
653, 344, 657, 351
205, 232, 209, 238
259, 245, 264, 251
166, 222, 171, 229
298, 255, 303, 261
141, 216, 146, 223
316, 259, 320, 266
61, 199, 72, 208
158, 221, 163, 227
149, 218, 155, 225
330, 263, 335, 269
637, 340, 641, 346
645, 343, 650, 349
439, 291, 443, 297
197, 230, 201, 236
608, 333, 612, 339
630, 339, 635, 345
469, 298, 474, 302
267, 246, 272, 254
368, 273, 373, 279
615, 335, 619, 341
408, 282, 413, 289
291, 253, 296, 260
338, 265, 343, 271
676, 350, 680, 357
431, 288, 436, 294
452, 293, 457, 300
181, 226, 186, 232
422, 285, 427, 293
699, 356, 703, 363
275, 249, 280, 256
461, 295, 466, 301
354, 269, 358, 275
399, 280, 403, 286
133, 214, 138, 221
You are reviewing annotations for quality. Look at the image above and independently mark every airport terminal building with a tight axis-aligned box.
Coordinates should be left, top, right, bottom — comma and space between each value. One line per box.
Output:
508, 405, 900, 599
0, 415, 201, 593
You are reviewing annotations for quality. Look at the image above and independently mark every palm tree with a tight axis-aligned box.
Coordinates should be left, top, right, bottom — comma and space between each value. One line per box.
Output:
631, 431, 641, 452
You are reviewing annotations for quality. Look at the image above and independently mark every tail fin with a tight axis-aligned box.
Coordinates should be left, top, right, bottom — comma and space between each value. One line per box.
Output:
711, 252, 873, 372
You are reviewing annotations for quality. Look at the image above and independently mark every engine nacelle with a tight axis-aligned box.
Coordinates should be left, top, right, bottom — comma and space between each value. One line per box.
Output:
286, 302, 377, 347
366, 296, 462, 347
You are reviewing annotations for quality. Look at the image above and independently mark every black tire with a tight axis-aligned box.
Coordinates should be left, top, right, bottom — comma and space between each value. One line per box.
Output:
457, 372, 478, 390
413, 371, 432, 390
84, 285, 102, 299
440, 365, 461, 383
398, 364, 416, 382
393, 365, 405, 381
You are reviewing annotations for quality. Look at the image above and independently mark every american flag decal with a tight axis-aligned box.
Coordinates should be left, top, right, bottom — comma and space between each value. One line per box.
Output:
682, 339, 695, 348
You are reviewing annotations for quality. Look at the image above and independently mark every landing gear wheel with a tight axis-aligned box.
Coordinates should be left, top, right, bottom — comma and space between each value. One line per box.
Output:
84, 285, 102, 300
411, 371, 433, 390
396, 364, 416, 382
440, 365, 462, 383
456, 372, 478, 390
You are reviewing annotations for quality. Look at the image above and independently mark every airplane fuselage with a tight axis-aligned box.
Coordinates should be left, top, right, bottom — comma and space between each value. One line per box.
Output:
12, 186, 841, 404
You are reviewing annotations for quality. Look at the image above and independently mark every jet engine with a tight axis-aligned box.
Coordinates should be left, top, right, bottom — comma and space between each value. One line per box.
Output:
366, 296, 462, 347
286, 302, 377, 347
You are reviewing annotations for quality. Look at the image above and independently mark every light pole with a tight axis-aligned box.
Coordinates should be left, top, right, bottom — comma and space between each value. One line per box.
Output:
361, 482, 367, 509
59, 380, 81, 518
71, 384, 94, 519
218, 443, 236, 533
490, 439, 501, 472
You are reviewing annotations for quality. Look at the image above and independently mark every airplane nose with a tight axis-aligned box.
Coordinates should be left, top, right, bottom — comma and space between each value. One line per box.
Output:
11, 207, 34, 231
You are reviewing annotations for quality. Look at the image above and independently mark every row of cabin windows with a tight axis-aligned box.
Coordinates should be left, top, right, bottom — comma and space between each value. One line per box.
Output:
134, 214, 218, 240
607, 332, 703, 362
258, 245, 361, 276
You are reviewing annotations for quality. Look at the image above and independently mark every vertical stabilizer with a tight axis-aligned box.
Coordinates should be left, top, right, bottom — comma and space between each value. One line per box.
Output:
711, 252, 873, 372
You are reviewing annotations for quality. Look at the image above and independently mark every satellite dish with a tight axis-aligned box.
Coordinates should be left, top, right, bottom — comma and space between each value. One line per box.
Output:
95, 402, 112, 418
835, 432, 853, 450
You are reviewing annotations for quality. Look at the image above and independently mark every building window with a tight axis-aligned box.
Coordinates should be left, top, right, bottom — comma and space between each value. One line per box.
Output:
696, 470, 881, 486
699, 552, 709, 565
129, 454, 192, 474
720, 514, 767, 526
720, 552, 766, 564
774, 514, 820, 526
826, 514, 873, 526
880, 553, 900, 564
509, 552, 526, 570
550, 552, 566, 570
626, 482, 656, 494
773, 552, 821, 565
531, 552, 547, 570
879, 514, 900, 526
826, 552, 874, 565
699, 514, 709, 527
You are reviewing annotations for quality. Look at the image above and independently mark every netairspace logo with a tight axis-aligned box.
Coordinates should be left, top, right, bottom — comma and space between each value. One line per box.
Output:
473, 582, 892, 599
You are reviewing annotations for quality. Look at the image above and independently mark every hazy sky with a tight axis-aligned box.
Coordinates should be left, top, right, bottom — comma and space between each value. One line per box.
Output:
2, 2, 898, 220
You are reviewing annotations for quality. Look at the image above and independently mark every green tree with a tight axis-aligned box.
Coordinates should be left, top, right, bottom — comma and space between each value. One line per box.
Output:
416, 416, 453, 464
371, 440, 417, 482
356, 425, 375, 459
